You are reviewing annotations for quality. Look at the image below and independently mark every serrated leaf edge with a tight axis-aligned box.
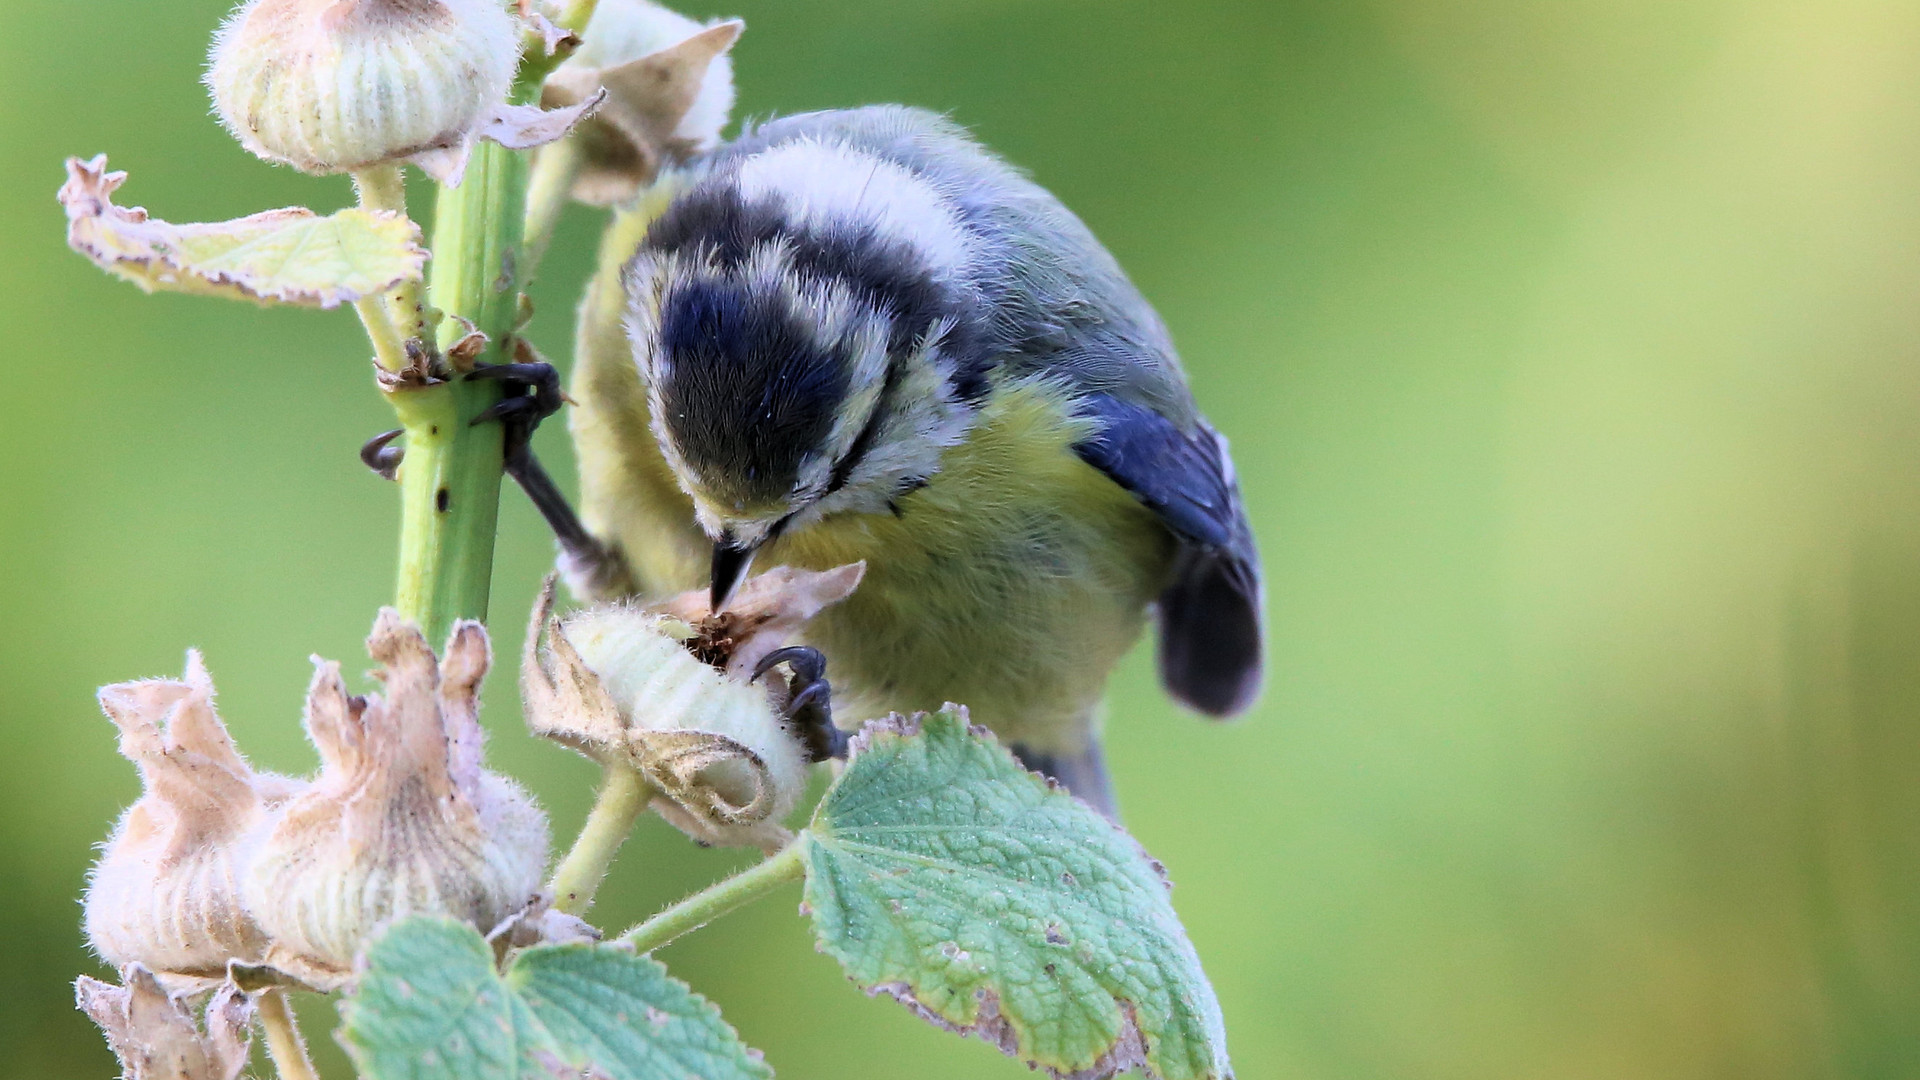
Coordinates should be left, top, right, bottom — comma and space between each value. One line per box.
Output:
803, 709, 1229, 1080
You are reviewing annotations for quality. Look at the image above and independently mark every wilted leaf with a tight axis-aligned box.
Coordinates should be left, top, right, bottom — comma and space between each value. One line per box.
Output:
481, 90, 608, 150
60, 155, 426, 309
801, 709, 1232, 1080
341, 916, 770, 1080
543, 18, 742, 205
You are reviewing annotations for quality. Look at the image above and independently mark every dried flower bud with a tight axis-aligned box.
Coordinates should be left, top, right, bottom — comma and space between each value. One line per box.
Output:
76, 965, 253, 1080
543, 1, 741, 205
206, 0, 519, 177
523, 564, 862, 849
244, 612, 548, 987
84, 654, 294, 979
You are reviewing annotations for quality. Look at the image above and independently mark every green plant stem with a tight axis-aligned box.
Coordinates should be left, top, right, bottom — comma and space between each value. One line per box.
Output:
352, 164, 428, 347
522, 138, 585, 282
619, 842, 808, 953
257, 989, 318, 1080
390, 142, 527, 642
515, 0, 605, 92
549, 764, 654, 916
352, 296, 409, 374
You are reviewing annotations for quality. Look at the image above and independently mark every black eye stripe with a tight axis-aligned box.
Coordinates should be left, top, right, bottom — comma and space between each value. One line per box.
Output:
824, 356, 904, 497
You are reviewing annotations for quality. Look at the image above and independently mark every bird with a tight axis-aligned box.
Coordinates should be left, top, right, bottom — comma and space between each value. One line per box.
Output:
555, 104, 1262, 816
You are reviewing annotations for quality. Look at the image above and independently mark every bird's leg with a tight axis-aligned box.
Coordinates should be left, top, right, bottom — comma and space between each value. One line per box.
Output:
464, 350, 638, 597
358, 346, 638, 597
752, 645, 846, 763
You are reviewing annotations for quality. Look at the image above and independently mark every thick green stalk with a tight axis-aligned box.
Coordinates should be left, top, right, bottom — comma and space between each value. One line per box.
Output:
392, 142, 527, 642
619, 843, 808, 953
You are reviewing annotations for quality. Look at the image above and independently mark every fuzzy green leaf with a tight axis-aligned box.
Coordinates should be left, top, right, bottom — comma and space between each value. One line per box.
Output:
60, 156, 426, 309
340, 917, 770, 1080
801, 709, 1231, 1080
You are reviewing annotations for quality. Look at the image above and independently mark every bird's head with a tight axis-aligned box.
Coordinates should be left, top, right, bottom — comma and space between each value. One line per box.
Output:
623, 180, 984, 607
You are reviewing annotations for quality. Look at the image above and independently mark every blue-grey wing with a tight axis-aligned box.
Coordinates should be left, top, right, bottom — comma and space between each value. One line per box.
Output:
1075, 393, 1264, 717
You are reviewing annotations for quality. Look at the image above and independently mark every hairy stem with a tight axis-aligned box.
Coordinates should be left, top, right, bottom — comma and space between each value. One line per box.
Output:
352, 296, 409, 375
549, 764, 654, 916
619, 842, 808, 953
391, 143, 527, 642
522, 138, 585, 282
256, 989, 318, 1080
352, 164, 428, 348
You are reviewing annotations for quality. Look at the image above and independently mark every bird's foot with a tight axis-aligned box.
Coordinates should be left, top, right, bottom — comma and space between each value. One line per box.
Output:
753, 645, 845, 763
467, 349, 563, 461
360, 428, 405, 480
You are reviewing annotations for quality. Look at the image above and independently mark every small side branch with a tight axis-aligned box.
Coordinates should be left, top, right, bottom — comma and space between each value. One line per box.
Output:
257, 988, 319, 1080
549, 764, 654, 916
619, 842, 808, 954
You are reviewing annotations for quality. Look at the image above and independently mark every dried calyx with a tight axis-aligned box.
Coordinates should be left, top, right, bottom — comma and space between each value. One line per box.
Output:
523, 563, 864, 850
84, 653, 293, 981
246, 612, 550, 988
207, 0, 520, 179
81, 613, 548, 992
543, 0, 743, 205
76, 965, 253, 1080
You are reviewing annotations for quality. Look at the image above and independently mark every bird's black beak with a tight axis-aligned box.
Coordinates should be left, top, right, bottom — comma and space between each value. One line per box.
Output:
710, 533, 760, 611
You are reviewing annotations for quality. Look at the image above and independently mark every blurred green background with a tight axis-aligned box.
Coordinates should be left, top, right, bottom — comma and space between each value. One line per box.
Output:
4, 0, 1918, 1077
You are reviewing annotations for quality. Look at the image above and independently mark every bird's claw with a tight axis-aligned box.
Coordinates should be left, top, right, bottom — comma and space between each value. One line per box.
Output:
360, 428, 404, 481
467, 357, 562, 461
753, 646, 845, 762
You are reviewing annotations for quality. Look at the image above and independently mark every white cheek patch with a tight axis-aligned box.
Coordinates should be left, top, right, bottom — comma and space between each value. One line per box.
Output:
735, 140, 973, 275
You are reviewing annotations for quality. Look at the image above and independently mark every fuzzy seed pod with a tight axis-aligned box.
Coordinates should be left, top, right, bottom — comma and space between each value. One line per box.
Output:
243, 611, 548, 987
543, 0, 741, 205
523, 564, 862, 849
84, 654, 295, 980
206, 0, 519, 177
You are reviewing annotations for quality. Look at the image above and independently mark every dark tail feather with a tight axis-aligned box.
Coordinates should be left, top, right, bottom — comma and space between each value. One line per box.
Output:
1010, 741, 1118, 820
1158, 547, 1264, 717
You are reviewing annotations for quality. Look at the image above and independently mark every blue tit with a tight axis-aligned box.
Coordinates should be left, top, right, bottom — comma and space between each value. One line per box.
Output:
563, 105, 1262, 815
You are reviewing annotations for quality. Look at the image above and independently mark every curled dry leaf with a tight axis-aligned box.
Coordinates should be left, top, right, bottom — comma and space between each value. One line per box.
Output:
486, 893, 603, 958
410, 89, 611, 186
522, 564, 863, 850
75, 965, 253, 1080
243, 611, 549, 989
522, 7, 581, 56
481, 90, 610, 151
60, 156, 427, 309
84, 651, 296, 980
543, 2, 743, 205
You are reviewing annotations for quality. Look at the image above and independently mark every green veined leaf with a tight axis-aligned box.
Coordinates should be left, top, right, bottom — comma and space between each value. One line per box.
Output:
801, 709, 1232, 1080
60, 155, 426, 309
340, 916, 771, 1080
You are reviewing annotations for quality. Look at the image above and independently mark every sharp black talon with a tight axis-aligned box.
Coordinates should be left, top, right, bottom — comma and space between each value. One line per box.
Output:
360, 428, 404, 481
471, 395, 543, 428
467, 358, 563, 460
753, 645, 825, 684
787, 680, 828, 717
753, 646, 842, 762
